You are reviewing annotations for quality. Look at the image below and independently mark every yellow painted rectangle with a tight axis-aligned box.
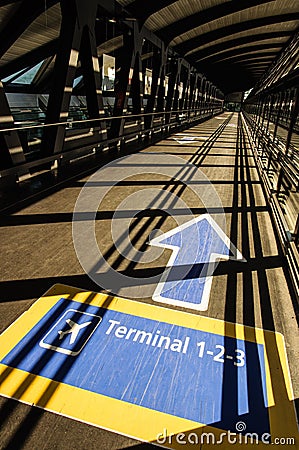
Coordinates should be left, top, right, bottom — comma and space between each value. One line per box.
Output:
0, 284, 297, 448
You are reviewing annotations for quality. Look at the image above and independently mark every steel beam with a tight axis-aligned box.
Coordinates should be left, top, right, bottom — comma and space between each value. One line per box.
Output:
41, 0, 107, 157
165, 58, 183, 124
197, 43, 283, 65
192, 31, 291, 62
175, 14, 299, 56
110, 21, 143, 139
126, 0, 174, 26
0, 0, 58, 60
159, 0, 273, 44
0, 81, 27, 181
0, 40, 58, 81
145, 45, 166, 129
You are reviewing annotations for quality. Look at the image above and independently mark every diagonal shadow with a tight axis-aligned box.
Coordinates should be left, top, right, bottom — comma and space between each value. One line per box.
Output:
90, 114, 234, 277
0, 289, 115, 450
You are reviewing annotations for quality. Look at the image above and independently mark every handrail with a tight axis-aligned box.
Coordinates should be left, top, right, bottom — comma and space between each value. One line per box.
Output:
242, 111, 299, 189
0, 105, 222, 134
241, 111, 299, 302
0, 105, 223, 179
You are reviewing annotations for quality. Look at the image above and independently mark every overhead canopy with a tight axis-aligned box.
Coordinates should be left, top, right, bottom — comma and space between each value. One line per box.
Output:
120, 0, 299, 93
0, 0, 298, 94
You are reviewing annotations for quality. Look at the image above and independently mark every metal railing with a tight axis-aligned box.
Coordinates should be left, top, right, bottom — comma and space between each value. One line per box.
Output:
241, 111, 299, 301
0, 104, 223, 182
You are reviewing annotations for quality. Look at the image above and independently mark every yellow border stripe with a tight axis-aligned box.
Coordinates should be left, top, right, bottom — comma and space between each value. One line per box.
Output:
0, 284, 298, 448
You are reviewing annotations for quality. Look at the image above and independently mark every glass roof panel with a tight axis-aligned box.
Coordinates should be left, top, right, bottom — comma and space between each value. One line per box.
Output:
6, 61, 44, 85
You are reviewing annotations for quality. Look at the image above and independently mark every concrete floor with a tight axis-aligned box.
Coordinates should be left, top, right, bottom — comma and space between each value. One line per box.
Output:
0, 112, 298, 449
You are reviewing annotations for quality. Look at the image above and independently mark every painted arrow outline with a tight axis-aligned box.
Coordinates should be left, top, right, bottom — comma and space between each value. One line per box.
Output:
149, 214, 245, 311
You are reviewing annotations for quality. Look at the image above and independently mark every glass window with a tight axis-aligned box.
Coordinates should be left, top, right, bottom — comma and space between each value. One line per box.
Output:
73, 75, 83, 88
1, 68, 28, 83
9, 61, 44, 85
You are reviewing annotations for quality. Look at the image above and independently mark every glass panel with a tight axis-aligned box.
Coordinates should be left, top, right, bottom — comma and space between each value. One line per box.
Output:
1, 68, 26, 83
73, 75, 83, 88
12, 61, 44, 84
165, 76, 169, 96
144, 68, 152, 95
102, 54, 115, 91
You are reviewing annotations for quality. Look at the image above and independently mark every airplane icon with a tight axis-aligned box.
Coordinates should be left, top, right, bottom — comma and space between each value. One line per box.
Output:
40, 308, 102, 356
58, 319, 92, 344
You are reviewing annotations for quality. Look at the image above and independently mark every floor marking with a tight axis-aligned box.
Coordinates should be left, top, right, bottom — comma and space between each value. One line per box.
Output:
149, 214, 245, 311
0, 284, 297, 448
173, 136, 203, 144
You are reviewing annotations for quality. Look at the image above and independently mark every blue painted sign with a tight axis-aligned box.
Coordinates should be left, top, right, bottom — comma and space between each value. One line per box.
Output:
1, 297, 269, 437
149, 214, 244, 310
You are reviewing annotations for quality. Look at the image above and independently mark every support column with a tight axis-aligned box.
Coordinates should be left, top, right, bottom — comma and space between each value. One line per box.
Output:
110, 22, 143, 139
41, 1, 80, 157
145, 45, 166, 130
200, 78, 207, 114
156, 47, 167, 123
165, 58, 182, 125
284, 87, 299, 156
80, 26, 107, 139
130, 49, 144, 132
266, 94, 275, 132
188, 72, 197, 119
196, 75, 204, 116
253, 95, 263, 141
41, 0, 107, 157
273, 91, 284, 140
0, 81, 28, 182
182, 66, 191, 114
207, 81, 213, 113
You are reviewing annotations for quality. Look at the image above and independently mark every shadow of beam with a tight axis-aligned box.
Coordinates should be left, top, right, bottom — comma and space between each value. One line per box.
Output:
0, 204, 268, 227
0, 254, 286, 307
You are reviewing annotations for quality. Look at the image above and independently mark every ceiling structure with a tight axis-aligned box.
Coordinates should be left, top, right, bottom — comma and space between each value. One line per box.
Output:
0, 0, 298, 95
121, 0, 299, 93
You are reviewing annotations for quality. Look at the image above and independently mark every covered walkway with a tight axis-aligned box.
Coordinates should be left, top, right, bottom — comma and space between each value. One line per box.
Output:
1, 112, 298, 448
0, 1, 298, 449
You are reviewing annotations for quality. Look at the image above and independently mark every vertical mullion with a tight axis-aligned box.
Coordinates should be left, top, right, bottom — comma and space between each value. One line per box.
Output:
0, 80, 27, 180
41, 1, 80, 156
80, 27, 107, 140
284, 87, 299, 156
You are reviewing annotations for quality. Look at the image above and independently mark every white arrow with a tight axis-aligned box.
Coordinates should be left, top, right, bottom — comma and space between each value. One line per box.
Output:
149, 214, 245, 311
